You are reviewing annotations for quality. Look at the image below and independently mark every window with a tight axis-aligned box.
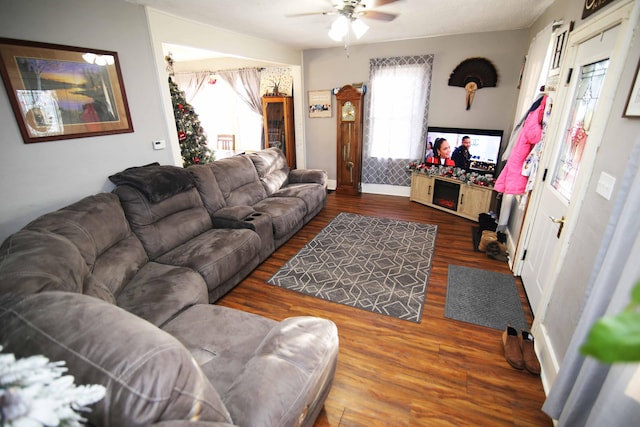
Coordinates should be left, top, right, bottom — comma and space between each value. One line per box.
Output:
190, 76, 262, 152
363, 55, 433, 186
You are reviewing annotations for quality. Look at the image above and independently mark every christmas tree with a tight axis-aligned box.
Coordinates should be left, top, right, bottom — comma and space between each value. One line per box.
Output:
168, 76, 214, 167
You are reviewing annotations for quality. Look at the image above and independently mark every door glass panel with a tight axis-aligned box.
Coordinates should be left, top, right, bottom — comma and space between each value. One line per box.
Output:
551, 58, 609, 200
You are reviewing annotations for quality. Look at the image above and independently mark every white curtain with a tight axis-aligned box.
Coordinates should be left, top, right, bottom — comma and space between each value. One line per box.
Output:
368, 62, 430, 159
217, 68, 263, 116
173, 72, 209, 103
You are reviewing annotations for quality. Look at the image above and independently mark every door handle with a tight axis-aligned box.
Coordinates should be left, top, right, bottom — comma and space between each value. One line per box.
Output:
550, 215, 566, 238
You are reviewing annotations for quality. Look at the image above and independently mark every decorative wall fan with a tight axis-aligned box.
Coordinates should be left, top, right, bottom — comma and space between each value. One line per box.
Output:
288, 0, 400, 49
448, 57, 499, 110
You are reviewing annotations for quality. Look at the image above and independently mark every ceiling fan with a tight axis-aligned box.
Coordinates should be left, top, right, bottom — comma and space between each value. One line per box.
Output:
288, 0, 399, 49
288, 0, 400, 23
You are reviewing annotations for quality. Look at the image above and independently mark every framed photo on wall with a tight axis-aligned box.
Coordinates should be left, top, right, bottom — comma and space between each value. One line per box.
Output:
0, 38, 133, 143
308, 90, 332, 118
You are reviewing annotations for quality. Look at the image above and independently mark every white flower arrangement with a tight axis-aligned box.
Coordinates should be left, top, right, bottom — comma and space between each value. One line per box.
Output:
0, 346, 105, 427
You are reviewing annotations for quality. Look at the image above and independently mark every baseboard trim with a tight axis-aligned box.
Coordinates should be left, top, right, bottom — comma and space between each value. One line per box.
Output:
534, 322, 559, 396
506, 228, 517, 270
361, 184, 410, 197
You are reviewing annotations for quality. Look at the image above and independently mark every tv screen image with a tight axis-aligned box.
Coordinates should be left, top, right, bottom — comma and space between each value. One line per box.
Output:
426, 127, 504, 176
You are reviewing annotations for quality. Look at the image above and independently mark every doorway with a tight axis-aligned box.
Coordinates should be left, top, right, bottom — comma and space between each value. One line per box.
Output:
514, 3, 634, 320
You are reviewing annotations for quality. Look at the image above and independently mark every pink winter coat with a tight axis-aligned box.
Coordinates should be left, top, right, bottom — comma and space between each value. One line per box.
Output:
494, 96, 546, 194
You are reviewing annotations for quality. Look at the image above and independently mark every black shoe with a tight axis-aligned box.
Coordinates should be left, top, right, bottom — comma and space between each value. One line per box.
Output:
486, 242, 508, 262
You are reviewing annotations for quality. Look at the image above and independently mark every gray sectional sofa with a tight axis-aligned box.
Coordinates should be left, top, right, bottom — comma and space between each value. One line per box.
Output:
0, 148, 338, 427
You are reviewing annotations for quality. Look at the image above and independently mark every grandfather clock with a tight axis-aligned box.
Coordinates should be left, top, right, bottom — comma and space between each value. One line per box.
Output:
335, 85, 364, 195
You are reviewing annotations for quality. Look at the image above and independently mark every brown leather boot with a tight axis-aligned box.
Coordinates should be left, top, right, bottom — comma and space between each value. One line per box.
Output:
521, 331, 541, 375
502, 326, 524, 370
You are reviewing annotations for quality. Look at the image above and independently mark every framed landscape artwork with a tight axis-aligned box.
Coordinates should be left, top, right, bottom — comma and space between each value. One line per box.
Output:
0, 38, 133, 143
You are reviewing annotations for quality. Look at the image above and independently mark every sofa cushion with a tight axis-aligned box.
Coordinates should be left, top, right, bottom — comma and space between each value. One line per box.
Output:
161, 304, 277, 395
154, 228, 260, 294
210, 156, 267, 206
248, 148, 290, 195
0, 229, 91, 297
188, 164, 227, 215
0, 292, 233, 426
252, 197, 306, 244
116, 262, 208, 327
114, 185, 213, 259
109, 163, 196, 203
22, 193, 148, 298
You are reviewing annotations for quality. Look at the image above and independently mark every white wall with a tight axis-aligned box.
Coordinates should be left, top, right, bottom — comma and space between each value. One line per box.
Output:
0, 0, 175, 241
302, 30, 530, 188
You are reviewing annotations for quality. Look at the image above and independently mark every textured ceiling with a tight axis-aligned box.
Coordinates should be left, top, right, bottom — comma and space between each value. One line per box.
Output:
127, 0, 555, 54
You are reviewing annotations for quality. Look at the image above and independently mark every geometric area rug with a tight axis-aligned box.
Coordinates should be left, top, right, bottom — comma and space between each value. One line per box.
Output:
267, 212, 437, 323
445, 265, 529, 331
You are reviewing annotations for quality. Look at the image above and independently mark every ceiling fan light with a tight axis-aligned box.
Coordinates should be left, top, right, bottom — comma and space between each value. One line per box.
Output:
328, 27, 344, 42
352, 18, 369, 39
329, 15, 349, 41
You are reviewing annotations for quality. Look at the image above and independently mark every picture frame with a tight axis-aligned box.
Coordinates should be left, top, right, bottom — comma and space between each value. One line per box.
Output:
308, 90, 332, 118
582, 0, 616, 19
0, 38, 133, 143
623, 58, 640, 118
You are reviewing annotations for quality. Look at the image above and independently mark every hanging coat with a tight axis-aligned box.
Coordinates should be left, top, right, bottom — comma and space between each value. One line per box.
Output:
494, 95, 547, 194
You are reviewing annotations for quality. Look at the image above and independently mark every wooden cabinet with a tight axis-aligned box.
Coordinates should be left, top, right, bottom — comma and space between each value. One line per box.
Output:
458, 184, 492, 219
262, 96, 295, 169
409, 174, 434, 205
334, 85, 364, 195
410, 173, 493, 221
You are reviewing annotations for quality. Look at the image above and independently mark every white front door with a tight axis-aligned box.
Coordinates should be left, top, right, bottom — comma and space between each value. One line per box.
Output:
515, 7, 629, 316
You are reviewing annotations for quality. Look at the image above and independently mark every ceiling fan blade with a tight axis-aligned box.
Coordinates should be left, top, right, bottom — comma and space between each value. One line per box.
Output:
366, 0, 400, 7
361, 10, 397, 21
285, 10, 337, 18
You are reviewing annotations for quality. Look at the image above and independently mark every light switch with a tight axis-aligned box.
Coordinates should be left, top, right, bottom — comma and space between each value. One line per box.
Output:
596, 171, 615, 200
153, 140, 166, 150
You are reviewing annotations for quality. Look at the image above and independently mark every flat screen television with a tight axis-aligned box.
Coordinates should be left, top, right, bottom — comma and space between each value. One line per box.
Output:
425, 126, 504, 177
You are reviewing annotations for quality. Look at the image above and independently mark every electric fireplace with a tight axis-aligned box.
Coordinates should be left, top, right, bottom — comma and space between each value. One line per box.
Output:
433, 179, 460, 211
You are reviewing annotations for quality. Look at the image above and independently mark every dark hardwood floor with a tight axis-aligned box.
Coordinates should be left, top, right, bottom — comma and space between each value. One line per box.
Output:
217, 192, 552, 427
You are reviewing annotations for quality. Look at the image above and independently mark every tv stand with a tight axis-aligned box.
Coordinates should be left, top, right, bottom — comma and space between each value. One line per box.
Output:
409, 173, 493, 221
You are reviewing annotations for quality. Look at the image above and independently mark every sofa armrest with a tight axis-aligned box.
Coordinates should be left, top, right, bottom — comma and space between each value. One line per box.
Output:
223, 316, 339, 427
213, 206, 255, 221
211, 206, 255, 229
288, 169, 328, 187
